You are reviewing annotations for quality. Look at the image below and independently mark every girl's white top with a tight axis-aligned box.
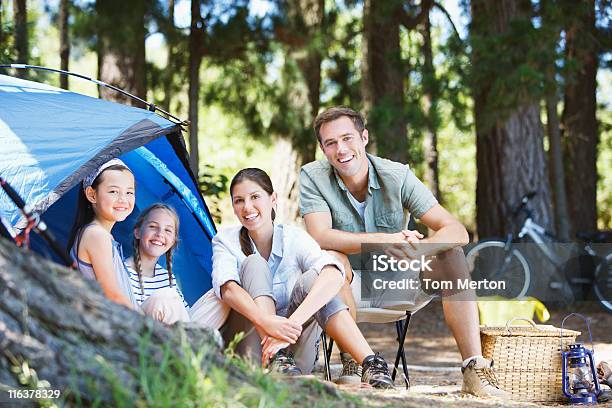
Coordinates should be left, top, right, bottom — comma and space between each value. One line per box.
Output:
125, 263, 188, 307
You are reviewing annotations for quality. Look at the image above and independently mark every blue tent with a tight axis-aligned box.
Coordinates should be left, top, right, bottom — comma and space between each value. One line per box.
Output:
0, 74, 216, 305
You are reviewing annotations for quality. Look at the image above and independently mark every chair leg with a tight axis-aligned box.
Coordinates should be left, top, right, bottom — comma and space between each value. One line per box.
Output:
392, 312, 411, 389
327, 337, 334, 363
321, 332, 335, 382
321, 332, 331, 381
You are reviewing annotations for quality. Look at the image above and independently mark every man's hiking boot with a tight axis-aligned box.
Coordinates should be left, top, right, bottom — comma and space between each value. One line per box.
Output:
461, 356, 509, 398
361, 353, 395, 389
336, 352, 361, 384
269, 349, 302, 376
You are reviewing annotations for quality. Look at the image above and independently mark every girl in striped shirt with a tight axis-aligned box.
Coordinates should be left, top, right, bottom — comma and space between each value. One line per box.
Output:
124, 203, 190, 324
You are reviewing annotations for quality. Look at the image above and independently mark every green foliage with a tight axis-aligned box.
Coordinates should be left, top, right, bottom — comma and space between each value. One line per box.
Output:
2, 351, 59, 408
6, 0, 610, 231
199, 164, 229, 224
401, 24, 476, 230
597, 100, 612, 229
468, 2, 566, 129
66, 328, 362, 408
321, 3, 362, 109
438, 33, 473, 133
200, 43, 274, 140
197, 104, 276, 224
0, 3, 47, 81
0, 3, 15, 65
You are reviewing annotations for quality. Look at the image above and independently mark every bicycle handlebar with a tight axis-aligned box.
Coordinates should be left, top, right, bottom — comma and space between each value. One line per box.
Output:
512, 190, 538, 217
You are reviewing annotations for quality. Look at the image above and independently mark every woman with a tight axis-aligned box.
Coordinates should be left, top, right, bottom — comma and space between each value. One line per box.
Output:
211, 168, 394, 388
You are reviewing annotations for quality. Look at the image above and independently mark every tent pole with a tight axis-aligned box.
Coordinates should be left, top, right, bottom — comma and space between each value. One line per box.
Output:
0, 64, 188, 127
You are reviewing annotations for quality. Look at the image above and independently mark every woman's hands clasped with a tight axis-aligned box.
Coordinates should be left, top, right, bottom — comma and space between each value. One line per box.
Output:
255, 314, 302, 344
255, 315, 302, 367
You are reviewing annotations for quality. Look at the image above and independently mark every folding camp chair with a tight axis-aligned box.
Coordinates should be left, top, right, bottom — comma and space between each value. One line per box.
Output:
321, 300, 431, 389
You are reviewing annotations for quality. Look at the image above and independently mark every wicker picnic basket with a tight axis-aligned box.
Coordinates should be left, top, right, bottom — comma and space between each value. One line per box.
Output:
480, 317, 581, 402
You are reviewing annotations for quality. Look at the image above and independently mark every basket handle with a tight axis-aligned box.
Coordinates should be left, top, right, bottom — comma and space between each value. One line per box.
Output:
505, 317, 539, 332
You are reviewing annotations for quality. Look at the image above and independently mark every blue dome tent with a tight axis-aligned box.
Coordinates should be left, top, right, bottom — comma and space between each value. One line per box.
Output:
0, 73, 216, 305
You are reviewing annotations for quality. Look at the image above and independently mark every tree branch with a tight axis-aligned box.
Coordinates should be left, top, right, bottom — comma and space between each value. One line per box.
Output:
433, 1, 463, 42
400, 0, 433, 30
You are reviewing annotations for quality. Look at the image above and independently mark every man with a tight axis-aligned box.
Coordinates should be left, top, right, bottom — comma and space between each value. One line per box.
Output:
298, 106, 507, 397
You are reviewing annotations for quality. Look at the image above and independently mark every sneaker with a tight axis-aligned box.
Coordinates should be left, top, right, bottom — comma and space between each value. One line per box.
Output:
361, 353, 395, 389
336, 352, 361, 385
461, 357, 509, 398
269, 349, 302, 376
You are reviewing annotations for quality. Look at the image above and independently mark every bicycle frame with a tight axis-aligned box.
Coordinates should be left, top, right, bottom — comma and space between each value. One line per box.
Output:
517, 217, 563, 268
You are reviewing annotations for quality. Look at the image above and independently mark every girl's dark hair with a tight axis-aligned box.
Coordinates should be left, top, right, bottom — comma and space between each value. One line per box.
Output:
67, 164, 133, 253
229, 168, 275, 256
132, 204, 180, 300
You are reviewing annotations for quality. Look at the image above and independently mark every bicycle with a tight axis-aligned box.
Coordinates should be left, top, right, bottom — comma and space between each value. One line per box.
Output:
465, 191, 612, 312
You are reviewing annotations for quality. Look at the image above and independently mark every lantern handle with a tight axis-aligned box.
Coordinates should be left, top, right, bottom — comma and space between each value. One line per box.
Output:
560, 313, 594, 353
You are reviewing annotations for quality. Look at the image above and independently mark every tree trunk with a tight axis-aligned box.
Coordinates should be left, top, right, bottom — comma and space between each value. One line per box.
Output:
162, 0, 176, 112
562, 0, 598, 234
0, 238, 225, 406
540, 0, 571, 241
271, 0, 323, 223
95, 0, 146, 106
472, 0, 553, 238
59, 0, 70, 90
272, 138, 302, 224
546, 74, 571, 241
188, 0, 204, 179
13, 0, 27, 78
361, 0, 407, 162
421, 12, 441, 202
1, 1, 4, 50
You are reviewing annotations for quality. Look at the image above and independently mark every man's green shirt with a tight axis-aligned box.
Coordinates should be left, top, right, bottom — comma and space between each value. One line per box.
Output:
299, 153, 438, 232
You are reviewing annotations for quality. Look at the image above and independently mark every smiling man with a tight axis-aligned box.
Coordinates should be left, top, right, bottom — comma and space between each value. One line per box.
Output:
298, 106, 507, 397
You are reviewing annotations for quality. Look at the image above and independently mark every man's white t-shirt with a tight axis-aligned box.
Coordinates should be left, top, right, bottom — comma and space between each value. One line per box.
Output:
347, 191, 366, 222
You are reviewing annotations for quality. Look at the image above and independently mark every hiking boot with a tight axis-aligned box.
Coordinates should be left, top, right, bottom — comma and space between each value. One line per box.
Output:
336, 352, 361, 384
361, 353, 395, 389
461, 356, 509, 398
269, 349, 302, 376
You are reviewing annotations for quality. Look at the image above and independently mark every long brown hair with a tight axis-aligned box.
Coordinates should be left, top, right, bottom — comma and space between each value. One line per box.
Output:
67, 164, 133, 252
131, 204, 180, 299
229, 168, 276, 256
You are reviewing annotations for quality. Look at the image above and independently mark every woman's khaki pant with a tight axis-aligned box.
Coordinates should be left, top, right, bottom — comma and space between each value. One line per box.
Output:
221, 254, 346, 373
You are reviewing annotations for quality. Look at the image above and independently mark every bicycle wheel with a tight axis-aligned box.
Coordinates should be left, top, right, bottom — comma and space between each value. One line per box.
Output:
593, 252, 612, 313
465, 240, 531, 298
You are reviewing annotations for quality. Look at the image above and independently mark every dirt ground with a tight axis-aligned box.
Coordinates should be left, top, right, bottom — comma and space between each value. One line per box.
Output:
314, 301, 612, 407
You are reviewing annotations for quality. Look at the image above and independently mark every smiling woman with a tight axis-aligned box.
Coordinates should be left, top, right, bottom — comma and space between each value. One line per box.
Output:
210, 167, 396, 388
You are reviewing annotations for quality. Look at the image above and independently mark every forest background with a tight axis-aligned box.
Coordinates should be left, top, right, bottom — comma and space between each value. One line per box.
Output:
1, 0, 610, 241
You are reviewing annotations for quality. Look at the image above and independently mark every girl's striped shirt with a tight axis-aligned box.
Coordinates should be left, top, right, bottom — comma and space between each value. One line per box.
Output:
126, 263, 188, 308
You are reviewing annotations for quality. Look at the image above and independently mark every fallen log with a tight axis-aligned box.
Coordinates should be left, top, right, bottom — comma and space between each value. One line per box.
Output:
0, 237, 225, 405
0, 237, 357, 407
